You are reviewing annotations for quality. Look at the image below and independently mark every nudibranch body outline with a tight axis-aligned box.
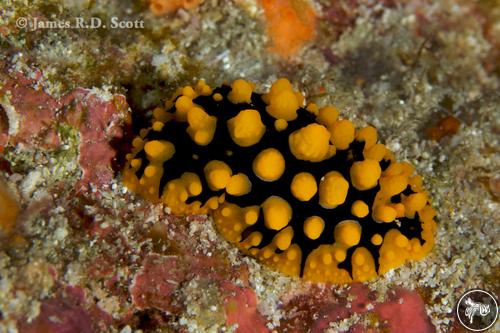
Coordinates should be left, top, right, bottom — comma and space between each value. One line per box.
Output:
123, 78, 437, 283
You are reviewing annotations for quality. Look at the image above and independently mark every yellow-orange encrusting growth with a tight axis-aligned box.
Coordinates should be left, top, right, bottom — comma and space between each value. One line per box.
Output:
149, 0, 204, 16
123, 78, 437, 284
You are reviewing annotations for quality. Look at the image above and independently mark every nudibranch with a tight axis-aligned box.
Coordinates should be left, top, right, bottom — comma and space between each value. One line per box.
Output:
123, 78, 437, 283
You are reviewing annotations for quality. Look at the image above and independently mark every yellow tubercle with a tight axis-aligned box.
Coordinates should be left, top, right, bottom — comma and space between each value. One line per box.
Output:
243, 206, 260, 225
253, 148, 285, 182
351, 200, 369, 218
204, 160, 232, 191
228, 79, 254, 104
181, 172, 202, 196
378, 229, 413, 275
186, 106, 217, 146
175, 96, 193, 121
303, 216, 324, 240
263, 78, 302, 121
371, 234, 383, 246
274, 118, 288, 131
306, 103, 319, 115
350, 159, 382, 191
226, 173, 252, 196
290, 172, 317, 201
213, 93, 223, 101
316, 106, 339, 127
262, 196, 292, 230
273, 226, 294, 250
356, 126, 378, 149
334, 220, 362, 247
379, 174, 408, 197
195, 80, 213, 96
213, 203, 246, 243
329, 119, 355, 150
144, 140, 175, 163
364, 143, 387, 161
373, 205, 397, 223
319, 171, 349, 209
302, 245, 353, 283
351, 247, 377, 282
227, 109, 266, 147
289, 124, 333, 162
402, 192, 428, 218
182, 85, 196, 98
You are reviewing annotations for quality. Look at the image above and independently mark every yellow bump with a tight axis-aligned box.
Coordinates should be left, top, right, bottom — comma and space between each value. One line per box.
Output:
316, 106, 339, 127
274, 226, 294, 251
350, 159, 382, 191
364, 143, 387, 161
226, 173, 252, 196
204, 160, 232, 191
303, 216, 324, 240
248, 232, 263, 247
396, 234, 409, 247
130, 158, 141, 168
253, 148, 285, 182
306, 103, 319, 115
351, 247, 377, 282
353, 252, 365, 265
402, 192, 427, 216
144, 165, 158, 178
213, 93, 223, 101
266, 89, 300, 120
289, 124, 332, 162
264, 79, 300, 120
334, 220, 362, 247
175, 96, 193, 121
319, 171, 349, 209
351, 200, 369, 218
322, 252, 333, 265
329, 119, 355, 150
132, 137, 144, 148
152, 121, 164, 132
228, 79, 254, 104
379, 175, 408, 196
186, 107, 217, 146
207, 196, 219, 210
371, 234, 383, 246
373, 205, 397, 223
333, 246, 347, 262
391, 203, 405, 218
262, 196, 292, 230
182, 86, 196, 98
227, 109, 266, 147
153, 107, 169, 122
291, 172, 317, 201
195, 80, 213, 96
274, 119, 288, 131
244, 206, 259, 225
181, 172, 202, 196
144, 140, 176, 162
286, 246, 300, 261
356, 126, 378, 149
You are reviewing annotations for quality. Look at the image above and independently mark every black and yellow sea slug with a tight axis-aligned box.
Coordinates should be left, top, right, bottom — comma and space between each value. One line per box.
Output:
123, 78, 437, 283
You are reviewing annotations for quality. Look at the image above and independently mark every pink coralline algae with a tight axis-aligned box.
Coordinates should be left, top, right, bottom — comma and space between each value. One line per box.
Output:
18, 286, 112, 333
0, 65, 130, 192
280, 283, 435, 333
130, 254, 186, 314
221, 282, 269, 333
